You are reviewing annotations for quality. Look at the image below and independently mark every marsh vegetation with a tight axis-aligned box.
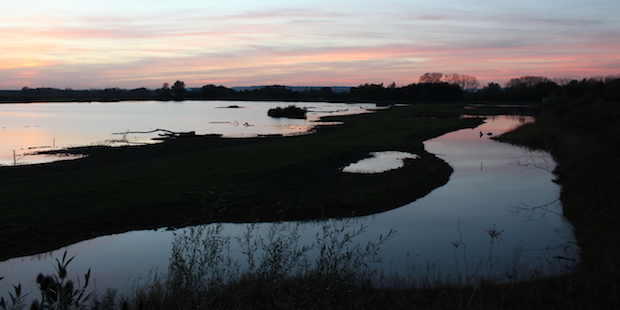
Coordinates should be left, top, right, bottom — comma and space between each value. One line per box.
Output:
267, 105, 308, 119
0, 219, 573, 310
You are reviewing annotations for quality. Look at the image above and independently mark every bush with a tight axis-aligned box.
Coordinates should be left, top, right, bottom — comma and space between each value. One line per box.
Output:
267, 105, 307, 118
118, 220, 393, 309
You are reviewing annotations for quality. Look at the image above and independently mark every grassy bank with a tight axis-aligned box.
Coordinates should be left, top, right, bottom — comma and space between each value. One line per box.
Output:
493, 97, 620, 307
0, 103, 484, 261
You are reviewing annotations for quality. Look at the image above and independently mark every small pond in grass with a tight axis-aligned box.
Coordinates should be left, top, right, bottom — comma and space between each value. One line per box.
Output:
342, 151, 420, 173
0, 113, 578, 298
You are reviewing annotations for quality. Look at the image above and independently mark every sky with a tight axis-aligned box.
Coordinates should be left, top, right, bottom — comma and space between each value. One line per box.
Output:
1, 0, 619, 89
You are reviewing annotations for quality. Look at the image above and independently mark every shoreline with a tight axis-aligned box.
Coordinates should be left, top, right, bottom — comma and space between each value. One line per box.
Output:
0, 97, 370, 105
0, 104, 484, 262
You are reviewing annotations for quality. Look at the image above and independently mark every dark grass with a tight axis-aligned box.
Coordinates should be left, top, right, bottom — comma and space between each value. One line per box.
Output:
0, 103, 484, 261
493, 99, 620, 307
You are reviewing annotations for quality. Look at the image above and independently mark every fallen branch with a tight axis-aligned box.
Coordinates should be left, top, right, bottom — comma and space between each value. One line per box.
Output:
112, 128, 196, 139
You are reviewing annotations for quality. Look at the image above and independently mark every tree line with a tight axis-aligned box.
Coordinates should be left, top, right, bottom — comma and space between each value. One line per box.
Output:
1, 73, 619, 103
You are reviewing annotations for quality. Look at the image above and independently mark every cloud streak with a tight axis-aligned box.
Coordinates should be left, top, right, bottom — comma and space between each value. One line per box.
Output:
1, 0, 619, 89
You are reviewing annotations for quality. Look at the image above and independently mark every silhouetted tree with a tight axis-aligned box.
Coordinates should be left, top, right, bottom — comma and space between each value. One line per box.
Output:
157, 83, 172, 99
349, 83, 385, 101
419, 72, 443, 84
399, 82, 463, 101
171, 80, 186, 99
564, 79, 585, 98
534, 81, 559, 100
102, 87, 122, 101
505, 76, 554, 100
199, 84, 236, 98
444, 73, 480, 90
474, 82, 504, 101
246, 85, 297, 100
318, 87, 333, 98
553, 77, 573, 86
604, 76, 620, 101
505, 76, 552, 88
129, 87, 153, 99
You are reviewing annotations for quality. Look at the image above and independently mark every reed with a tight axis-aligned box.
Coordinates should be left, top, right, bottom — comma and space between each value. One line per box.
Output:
1, 252, 92, 310
2, 219, 578, 310
110, 220, 394, 309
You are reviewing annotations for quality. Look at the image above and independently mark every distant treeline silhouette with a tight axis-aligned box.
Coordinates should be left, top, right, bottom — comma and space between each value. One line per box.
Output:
1, 73, 619, 103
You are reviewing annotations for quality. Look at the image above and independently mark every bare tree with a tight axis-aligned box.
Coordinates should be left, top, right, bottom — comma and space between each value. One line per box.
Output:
553, 77, 573, 86
604, 74, 620, 83
419, 72, 443, 83
444, 73, 480, 90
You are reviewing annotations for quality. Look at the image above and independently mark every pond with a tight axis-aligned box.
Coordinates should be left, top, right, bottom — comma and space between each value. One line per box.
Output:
0, 112, 578, 299
342, 151, 420, 174
0, 100, 376, 166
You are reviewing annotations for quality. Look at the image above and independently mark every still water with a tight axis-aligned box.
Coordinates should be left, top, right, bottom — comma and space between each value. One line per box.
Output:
0, 108, 577, 297
342, 151, 420, 174
0, 100, 375, 166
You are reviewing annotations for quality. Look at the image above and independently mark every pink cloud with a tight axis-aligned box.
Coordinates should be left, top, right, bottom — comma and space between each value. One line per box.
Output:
1, 2, 619, 90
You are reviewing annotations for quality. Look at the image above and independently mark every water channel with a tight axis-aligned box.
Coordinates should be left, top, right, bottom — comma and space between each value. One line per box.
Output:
0, 102, 578, 298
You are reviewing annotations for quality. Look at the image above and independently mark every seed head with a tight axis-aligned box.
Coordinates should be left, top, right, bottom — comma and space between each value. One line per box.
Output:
40, 276, 54, 291
64, 280, 74, 293
58, 267, 67, 278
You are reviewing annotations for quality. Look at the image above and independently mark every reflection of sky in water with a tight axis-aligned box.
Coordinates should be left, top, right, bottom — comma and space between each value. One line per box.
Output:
342, 151, 419, 174
0, 114, 578, 297
0, 101, 374, 166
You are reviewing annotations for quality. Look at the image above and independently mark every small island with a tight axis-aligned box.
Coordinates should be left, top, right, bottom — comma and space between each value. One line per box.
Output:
267, 105, 307, 119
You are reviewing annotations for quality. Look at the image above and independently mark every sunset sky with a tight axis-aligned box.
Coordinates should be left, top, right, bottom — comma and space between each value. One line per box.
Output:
1, 0, 619, 89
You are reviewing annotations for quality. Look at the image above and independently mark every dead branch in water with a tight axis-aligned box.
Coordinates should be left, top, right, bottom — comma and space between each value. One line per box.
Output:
112, 128, 196, 139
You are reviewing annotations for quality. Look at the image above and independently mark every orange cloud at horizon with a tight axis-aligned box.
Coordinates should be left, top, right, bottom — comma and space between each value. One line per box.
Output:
2, 40, 619, 90
1, 0, 619, 90
0, 61, 49, 71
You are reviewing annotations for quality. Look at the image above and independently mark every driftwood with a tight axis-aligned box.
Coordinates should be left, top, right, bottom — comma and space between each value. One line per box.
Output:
112, 128, 196, 140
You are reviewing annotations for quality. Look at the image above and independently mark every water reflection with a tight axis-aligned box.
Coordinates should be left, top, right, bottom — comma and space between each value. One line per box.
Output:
342, 151, 419, 174
0, 114, 578, 297
2, 150, 87, 166
0, 101, 375, 166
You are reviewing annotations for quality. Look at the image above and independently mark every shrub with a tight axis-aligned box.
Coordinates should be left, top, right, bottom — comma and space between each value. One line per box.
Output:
267, 105, 307, 118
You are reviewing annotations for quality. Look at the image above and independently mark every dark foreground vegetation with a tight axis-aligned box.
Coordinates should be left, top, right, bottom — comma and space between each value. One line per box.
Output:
491, 95, 620, 308
1, 73, 620, 308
